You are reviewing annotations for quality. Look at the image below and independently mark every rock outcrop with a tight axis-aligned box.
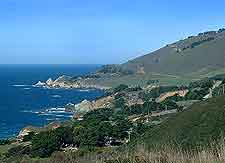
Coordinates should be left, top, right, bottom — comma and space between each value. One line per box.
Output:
66, 96, 114, 114
34, 75, 110, 90
33, 81, 46, 87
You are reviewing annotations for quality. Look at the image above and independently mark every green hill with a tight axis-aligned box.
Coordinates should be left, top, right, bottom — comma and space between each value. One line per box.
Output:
122, 29, 225, 77
140, 94, 225, 149
87, 28, 225, 87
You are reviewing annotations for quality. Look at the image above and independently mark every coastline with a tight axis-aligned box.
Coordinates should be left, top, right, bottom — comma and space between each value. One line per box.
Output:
33, 75, 111, 90
11, 77, 108, 140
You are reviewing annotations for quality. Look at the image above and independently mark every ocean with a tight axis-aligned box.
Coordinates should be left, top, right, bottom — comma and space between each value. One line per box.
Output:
0, 64, 104, 139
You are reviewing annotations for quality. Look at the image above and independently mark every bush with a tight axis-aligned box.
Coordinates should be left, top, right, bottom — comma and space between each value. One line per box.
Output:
0, 139, 10, 145
114, 97, 126, 109
31, 127, 73, 158
31, 130, 61, 157
185, 89, 209, 100
189, 78, 213, 89
7, 145, 31, 157
147, 80, 159, 85
114, 84, 129, 93
23, 131, 35, 142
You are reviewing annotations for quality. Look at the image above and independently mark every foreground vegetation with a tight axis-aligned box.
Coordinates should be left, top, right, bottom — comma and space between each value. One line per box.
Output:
1, 74, 225, 162
4, 142, 225, 163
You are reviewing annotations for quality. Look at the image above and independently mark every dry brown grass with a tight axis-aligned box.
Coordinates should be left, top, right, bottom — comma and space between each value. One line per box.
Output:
12, 142, 225, 163
102, 143, 225, 163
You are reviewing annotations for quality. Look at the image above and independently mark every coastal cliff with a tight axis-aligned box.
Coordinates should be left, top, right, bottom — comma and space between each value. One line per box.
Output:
34, 75, 110, 90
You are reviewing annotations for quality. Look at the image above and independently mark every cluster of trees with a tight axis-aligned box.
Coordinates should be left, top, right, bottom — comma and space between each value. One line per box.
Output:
218, 28, 225, 33
6, 79, 218, 159
146, 80, 159, 85
189, 78, 214, 89
0, 139, 10, 145
97, 65, 134, 75
160, 78, 214, 101
113, 84, 129, 93
11, 98, 166, 158
113, 84, 142, 94
184, 78, 214, 100
190, 37, 214, 48
184, 89, 209, 100
15, 107, 136, 158
139, 85, 186, 102
117, 100, 178, 117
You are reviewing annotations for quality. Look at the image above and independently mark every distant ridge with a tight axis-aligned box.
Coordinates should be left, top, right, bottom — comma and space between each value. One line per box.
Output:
52, 28, 225, 88
122, 28, 225, 77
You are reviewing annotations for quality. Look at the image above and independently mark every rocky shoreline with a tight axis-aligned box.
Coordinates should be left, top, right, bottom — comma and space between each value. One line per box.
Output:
33, 75, 110, 90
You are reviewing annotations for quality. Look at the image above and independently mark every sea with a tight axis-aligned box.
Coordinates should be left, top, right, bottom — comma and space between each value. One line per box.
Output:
0, 64, 104, 139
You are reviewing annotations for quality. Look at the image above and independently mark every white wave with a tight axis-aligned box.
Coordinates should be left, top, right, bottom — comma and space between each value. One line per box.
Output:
48, 111, 66, 113
45, 107, 67, 113
23, 88, 31, 90
47, 108, 65, 111
79, 89, 90, 92
38, 113, 53, 116
21, 110, 45, 114
21, 110, 36, 113
46, 118, 55, 121
65, 115, 73, 118
46, 118, 62, 121
55, 114, 73, 118
55, 115, 65, 117
12, 84, 29, 87
51, 95, 62, 98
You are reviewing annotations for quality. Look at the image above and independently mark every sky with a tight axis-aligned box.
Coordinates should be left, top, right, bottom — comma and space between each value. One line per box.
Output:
0, 0, 224, 64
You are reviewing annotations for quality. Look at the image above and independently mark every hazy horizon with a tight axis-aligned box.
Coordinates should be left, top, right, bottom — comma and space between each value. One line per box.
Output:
0, 0, 224, 64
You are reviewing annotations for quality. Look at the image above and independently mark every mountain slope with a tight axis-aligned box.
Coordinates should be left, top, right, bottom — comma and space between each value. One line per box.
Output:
122, 29, 225, 77
140, 94, 225, 148
50, 28, 225, 88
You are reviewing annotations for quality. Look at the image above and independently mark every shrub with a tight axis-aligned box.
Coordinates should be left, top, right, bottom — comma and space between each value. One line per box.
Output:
114, 84, 129, 93
0, 139, 10, 145
31, 127, 73, 158
23, 131, 35, 142
7, 145, 31, 157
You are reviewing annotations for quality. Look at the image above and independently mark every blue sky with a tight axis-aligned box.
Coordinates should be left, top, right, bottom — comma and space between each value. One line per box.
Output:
0, 0, 224, 64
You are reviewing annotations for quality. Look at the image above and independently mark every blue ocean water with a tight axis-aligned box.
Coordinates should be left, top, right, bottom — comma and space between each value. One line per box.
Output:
0, 64, 104, 139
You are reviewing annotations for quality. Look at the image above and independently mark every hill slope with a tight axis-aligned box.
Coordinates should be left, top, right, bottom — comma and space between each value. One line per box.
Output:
122, 29, 225, 77
45, 28, 225, 88
141, 94, 225, 148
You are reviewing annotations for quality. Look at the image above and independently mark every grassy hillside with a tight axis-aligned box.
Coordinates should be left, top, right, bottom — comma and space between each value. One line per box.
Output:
84, 28, 225, 88
140, 94, 225, 149
122, 29, 225, 77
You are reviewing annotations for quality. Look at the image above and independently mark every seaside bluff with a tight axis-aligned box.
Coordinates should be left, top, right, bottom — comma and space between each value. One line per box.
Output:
34, 75, 110, 90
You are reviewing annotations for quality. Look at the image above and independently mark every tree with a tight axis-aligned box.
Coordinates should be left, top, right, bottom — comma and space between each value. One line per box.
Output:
31, 127, 73, 158
113, 118, 132, 139
31, 131, 61, 157
114, 97, 126, 109
114, 84, 129, 93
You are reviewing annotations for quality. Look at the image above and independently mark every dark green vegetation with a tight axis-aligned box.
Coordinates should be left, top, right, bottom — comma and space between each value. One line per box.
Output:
29, 109, 132, 158
0, 140, 10, 146
97, 64, 134, 75
1, 75, 224, 162
141, 94, 225, 150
